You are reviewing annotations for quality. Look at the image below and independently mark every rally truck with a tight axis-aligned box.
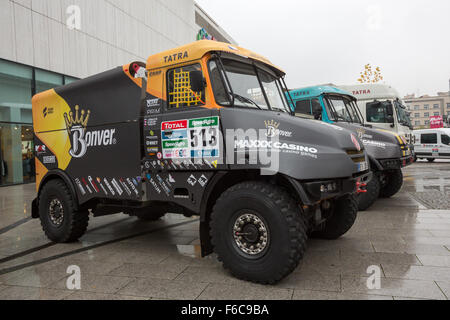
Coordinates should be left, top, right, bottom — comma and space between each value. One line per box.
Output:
288, 85, 413, 211
31, 41, 370, 284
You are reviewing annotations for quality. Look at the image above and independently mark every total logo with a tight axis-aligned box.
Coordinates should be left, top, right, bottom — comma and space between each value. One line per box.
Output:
64, 105, 117, 158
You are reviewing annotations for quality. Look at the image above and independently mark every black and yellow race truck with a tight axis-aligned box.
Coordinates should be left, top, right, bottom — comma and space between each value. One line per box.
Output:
31, 40, 370, 284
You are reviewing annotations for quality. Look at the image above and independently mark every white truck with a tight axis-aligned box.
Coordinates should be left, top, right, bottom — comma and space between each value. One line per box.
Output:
338, 84, 414, 145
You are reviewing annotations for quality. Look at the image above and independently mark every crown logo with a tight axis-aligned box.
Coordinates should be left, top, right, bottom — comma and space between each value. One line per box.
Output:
64, 105, 90, 129
264, 120, 280, 129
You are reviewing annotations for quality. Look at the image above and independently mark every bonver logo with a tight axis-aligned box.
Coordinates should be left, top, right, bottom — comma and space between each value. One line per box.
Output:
64, 105, 117, 158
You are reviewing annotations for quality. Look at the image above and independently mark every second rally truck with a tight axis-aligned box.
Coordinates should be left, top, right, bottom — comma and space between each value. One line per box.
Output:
31, 41, 370, 284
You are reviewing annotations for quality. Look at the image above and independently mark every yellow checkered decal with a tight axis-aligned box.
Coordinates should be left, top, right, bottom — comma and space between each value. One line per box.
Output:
169, 69, 203, 108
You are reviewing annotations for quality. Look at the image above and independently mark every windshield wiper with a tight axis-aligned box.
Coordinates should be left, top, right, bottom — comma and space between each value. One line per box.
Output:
233, 93, 262, 110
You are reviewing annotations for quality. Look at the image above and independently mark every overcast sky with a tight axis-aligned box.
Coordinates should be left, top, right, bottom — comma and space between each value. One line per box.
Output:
196, 0, 450, 97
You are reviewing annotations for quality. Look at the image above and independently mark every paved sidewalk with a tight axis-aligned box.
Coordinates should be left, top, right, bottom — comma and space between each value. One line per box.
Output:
0, 160, 449, 300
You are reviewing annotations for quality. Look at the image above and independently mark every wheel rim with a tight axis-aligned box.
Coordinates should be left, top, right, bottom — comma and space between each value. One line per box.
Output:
232, 212, 269, 257
48, 198, 64, 226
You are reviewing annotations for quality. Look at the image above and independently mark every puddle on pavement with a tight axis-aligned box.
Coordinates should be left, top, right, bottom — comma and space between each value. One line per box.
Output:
177, 244, 202, 259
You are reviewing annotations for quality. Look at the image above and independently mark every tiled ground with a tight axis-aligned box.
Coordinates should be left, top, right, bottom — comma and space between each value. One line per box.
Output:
0, 160, 449, 300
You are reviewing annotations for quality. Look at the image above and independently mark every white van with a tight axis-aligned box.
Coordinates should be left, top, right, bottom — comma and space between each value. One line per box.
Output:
413, 128, 450, 162
338, 84, 414, 145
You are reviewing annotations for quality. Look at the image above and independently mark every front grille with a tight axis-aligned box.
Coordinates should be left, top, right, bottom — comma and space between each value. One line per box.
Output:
346, 150, 365, 163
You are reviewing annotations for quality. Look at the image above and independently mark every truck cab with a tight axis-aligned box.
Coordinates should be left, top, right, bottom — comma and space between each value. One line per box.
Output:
337, 84, 414, 146
32, 41, 370, 284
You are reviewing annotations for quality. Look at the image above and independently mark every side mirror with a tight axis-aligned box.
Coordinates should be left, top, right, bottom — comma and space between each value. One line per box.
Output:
384, 102, 394, 117
190, 71, 205, 92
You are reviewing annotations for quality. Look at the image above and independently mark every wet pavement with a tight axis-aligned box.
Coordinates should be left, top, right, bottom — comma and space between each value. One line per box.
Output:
0, 160, 449, 300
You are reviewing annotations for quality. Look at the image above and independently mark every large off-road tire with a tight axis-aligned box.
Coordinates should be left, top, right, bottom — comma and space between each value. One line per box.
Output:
310, 194, 358, 240
357, 173, 380, 211
427, 158, 435, 163
38, 179, 89, 243
210, 181, 307, 284
379, 169, 403, 198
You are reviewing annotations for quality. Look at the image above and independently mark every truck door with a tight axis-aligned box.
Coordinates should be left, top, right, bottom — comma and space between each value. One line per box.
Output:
142, 63, 220, 211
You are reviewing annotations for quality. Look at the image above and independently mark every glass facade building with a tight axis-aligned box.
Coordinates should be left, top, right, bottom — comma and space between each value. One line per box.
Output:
0, 59, 78, 187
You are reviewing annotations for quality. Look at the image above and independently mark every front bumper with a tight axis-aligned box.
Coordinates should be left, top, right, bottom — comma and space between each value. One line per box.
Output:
302, 170, 372, 203
379, 154, 414, 170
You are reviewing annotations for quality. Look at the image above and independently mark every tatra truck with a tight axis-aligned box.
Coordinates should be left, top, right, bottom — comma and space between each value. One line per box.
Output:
32, 41, 370, 284
338, 84, 414, 145
288, 85, 413, 210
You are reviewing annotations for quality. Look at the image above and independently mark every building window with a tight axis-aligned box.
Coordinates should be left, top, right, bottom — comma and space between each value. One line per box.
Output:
414, 113, 420, 118
434, 112, 440, 116
0, 59, 78, 187
447, 103, 450, 109
433, 104, 439, 109
415, 121, 420, 126
424, 112, 429, 117
424, 105, 429, 110
414, 105, 419, 110
425, 120, 430, 125
35, 69, 63, 94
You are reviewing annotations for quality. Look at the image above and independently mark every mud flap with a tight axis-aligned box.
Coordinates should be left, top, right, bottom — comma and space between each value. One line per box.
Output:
32, 198, 39, 218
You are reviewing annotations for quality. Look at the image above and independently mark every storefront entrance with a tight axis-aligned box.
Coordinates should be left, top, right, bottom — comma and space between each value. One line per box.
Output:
0, 123, 35, 186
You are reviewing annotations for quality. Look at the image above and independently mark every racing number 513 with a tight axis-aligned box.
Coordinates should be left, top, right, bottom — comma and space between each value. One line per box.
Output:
190, 128, 217, 148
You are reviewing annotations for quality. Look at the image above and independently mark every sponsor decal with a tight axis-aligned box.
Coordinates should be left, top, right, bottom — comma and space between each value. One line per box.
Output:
362, 139, 386, 149
96, 177, 108, 195
43, 107, 54, 118
35, 145, 46, 154
292, 91, 310, 97
234, 140, 318, 159
146, 140, 159, 146
356, 128, 373, 139
81, 178, 93, 194
198, 175, 208, 187
351, 134, 361, 151
126, 178, 139, 196
64, 105, 117, 158
43, 156, 56, 164
111, 178, 124, 196
157, 152, 163, 160
144, 117, 158, 128
156, 175, 171, 196
187, 175, 197, 187
146, 98, 160, 108
162, 120, 188, 130
164, 51, 189, 63
162, 130, 188, 140
75, 178, 86, 196
119, 178, 132, 196
147, 174, 161, 194
103, 178, 115, 196
161, 117, 220, 160
352, 89, 371, 95
168, 174, 176, 183
88, 176, 100, 193
264, 120, 293, 138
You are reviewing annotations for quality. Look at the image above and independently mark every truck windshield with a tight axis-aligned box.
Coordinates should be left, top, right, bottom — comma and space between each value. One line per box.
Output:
394, 101, 412, 128
208, 58, 290, 113
324, 95, 363, 124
